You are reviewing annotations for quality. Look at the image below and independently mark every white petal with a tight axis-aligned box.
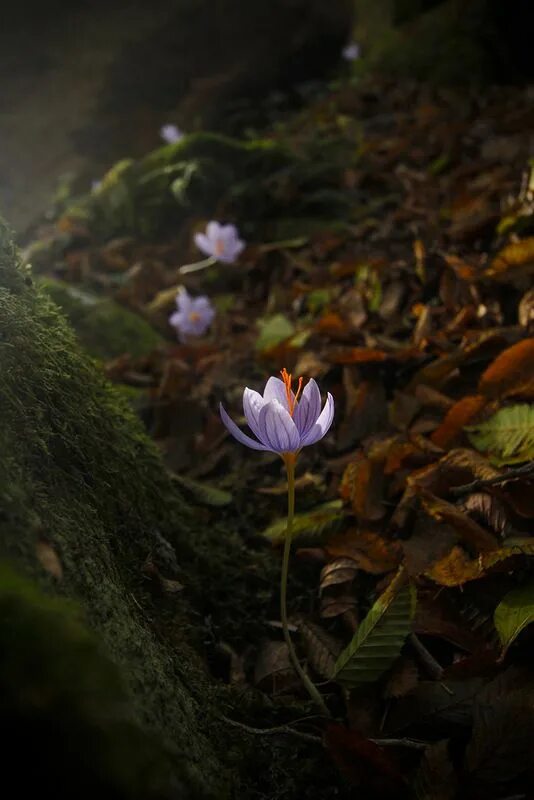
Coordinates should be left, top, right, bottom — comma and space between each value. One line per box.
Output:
294, 379, 322, 438
194, 232, 213, 257
258, 400, 300, 453
219, 404, 269, 451
263, 376, 291, 410
206, 221, 221, 242
299, 393, 334, 447
242, 388, 265, 439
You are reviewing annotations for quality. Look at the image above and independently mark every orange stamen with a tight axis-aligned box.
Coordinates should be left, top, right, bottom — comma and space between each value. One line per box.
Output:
280, 368, 303, 416
189, 311, 201, 322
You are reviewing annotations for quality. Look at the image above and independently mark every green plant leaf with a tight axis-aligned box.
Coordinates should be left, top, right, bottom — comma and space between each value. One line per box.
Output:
171, 474, 232, 507
467, 404, 534, 464
255, 314, 295, 352
494, 581, 534, 654
334, 569, 416, 689
260, 500, 343, 542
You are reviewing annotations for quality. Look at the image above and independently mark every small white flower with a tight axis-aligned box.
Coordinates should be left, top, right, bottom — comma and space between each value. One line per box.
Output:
194, 221, 245, 264
160, 124, 184, 144
342, 41, 360, 61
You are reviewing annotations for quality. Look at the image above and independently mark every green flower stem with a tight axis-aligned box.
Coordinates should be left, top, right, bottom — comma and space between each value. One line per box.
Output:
281, 456, 329, 716
179, 255, 217, 275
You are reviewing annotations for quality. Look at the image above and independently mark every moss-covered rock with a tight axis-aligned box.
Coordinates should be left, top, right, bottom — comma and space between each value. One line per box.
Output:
352, 0, 533, 84
63, 132, 353, 241
38, 278, 163, 360
0, 216, 228, 798
0, 563, 178, 799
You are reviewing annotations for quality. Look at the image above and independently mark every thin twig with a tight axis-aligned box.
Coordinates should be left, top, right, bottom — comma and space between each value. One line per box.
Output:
410, 633, 443, 680
219, 716, 428, 751
449, 461, 534, 497
219, 715, 322, 745
370, 737, 428, 751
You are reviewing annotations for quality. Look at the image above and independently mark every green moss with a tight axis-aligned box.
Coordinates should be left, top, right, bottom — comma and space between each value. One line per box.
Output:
0, 563, 178, 799
38, 278, 163, 360
0, 216, 228, 798
63, 131, 353, 242
353, 0, 510, 84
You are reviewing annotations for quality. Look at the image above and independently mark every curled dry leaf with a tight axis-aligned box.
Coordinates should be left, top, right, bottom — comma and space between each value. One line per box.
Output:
416, 489, 499, 552
320, 558, 359, 593
478, 337, 534, 399
325, 529, 402, 575
298, 619, 342, 680
425, 540, 534, 587
431, 394, 487, 448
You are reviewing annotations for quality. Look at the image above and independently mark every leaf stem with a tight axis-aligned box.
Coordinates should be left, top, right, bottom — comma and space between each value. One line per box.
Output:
281, 456, 330, 716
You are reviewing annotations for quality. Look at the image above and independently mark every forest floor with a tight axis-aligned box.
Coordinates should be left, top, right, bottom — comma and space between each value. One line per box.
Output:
19, 63, 534, 798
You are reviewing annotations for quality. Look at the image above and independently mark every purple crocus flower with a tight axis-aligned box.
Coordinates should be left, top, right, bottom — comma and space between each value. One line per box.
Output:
194, 221, 245, 264
160, 123, 184, 144
169, 288, 215, 341
342, 41, 360, 61
220, 369, 334, 455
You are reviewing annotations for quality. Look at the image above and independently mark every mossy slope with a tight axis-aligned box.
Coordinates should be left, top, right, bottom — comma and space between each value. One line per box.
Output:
0, 216, 228, 798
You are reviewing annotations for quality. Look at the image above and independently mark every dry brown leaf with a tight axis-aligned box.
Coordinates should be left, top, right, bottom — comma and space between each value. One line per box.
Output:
486, 237, 534, 281
320, 558, 359, 593
339, 455, 385, 521
298, 619, 342, 680
320, 593, 358, 619
253, 640, 297, 694
478, 337, 534, 399
426, 541, 534, 587
417, 489, 499, 552
325, 529, 401, 575
431, 395, 487, 448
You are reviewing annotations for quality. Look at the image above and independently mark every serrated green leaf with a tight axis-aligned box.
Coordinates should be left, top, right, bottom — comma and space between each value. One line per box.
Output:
467, 404, 534, 464
494, 581, 534, 654
260, 500, 343, 542
334, 570, 416, 689
171, 474, 232, 507
255, 314, 295, 352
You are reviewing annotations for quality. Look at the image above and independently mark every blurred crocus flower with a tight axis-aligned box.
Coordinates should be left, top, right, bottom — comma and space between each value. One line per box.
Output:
342, 41, 360, 61
169, 288, 215, 341
160, 124, 184, 144
194, 221, 245, 264
220, 370, 334, 455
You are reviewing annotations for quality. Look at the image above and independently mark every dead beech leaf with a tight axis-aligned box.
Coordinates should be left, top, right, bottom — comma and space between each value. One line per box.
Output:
425, 546, 481, 586
325, 530, 401, 575
462, 493, 511, 537
431, 395, 487, 448
340, 455, 385, 521
320, 593, 358, 619
35, 539, 63, 580
320, 558, 359, 593
253, 640, 297, 694
331, 347, 389, 365
478, 338, 534, 399
518, 288, 534, 329
298, 619, 342, 680
486, 237, 534, 281
417, 489, 499, 552
426, 542, 534, 587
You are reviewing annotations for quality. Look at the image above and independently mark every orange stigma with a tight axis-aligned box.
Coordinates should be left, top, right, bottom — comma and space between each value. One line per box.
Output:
280, 368, 303, 416
189, 311, 201, 322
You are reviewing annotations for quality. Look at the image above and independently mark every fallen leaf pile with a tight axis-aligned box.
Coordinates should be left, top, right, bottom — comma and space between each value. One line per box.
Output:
26, 74, 534, 797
